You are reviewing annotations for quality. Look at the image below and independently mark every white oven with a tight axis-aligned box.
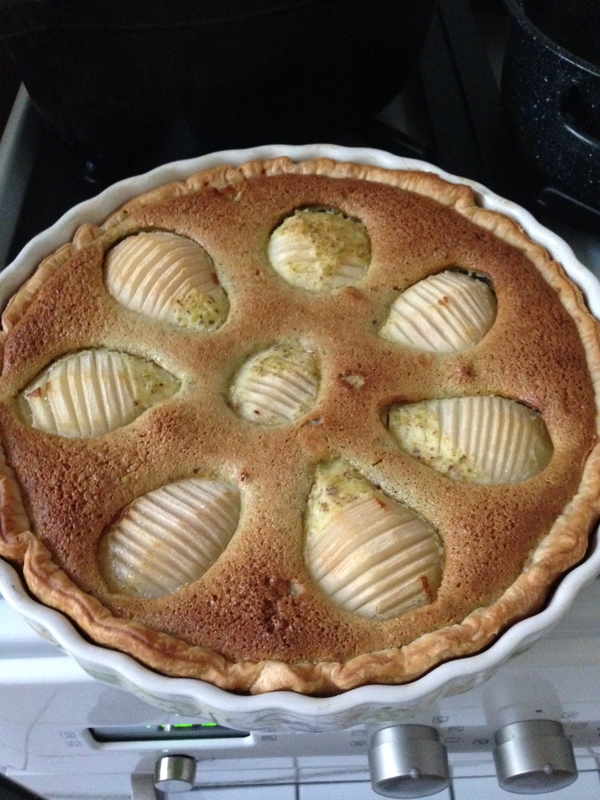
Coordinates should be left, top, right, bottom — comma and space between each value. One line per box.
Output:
1, 577, 600, 799
2, 4, 600, 797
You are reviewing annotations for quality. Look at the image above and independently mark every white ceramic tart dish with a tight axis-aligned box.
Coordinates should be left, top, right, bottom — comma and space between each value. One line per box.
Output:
0, 144, 599, 732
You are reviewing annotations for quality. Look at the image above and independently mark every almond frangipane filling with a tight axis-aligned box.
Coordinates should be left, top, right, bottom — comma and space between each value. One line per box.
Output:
0, 156, 597, 696
18, 349, 180, 438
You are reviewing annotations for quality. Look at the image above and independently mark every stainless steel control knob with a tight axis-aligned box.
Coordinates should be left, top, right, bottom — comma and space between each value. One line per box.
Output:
493, 719, 577, 794
154, 754, 197, 793
369, 725, 450, 798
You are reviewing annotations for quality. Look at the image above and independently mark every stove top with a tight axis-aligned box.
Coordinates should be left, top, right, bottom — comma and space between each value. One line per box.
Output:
2, 0, 599, 276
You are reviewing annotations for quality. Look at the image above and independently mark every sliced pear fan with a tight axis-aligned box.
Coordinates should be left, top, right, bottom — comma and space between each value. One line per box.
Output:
99, 478, 241, 598
268, 208, 370, 293
19, 348, 180, 437
105, 231, 229, 331
380, 271, 496, 352
388, 396, 553, 484
305, 460, 443, 620
229, 342, 319, 425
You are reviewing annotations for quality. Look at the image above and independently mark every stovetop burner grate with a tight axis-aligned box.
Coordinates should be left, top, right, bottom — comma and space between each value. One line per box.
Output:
2, 0, 600, 265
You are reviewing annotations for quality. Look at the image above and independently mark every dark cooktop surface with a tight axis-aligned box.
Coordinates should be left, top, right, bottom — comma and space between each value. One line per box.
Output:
5, 0, 600, 265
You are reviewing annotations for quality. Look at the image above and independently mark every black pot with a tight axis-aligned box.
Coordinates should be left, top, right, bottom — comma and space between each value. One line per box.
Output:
0, 0, 434, 178
502, 0, 600, 211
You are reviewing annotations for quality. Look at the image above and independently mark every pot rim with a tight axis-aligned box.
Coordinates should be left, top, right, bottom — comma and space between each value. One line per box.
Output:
503, 0, 600, 77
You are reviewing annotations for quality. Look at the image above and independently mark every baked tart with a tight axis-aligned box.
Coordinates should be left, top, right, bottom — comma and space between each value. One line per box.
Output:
0, 155, 599, 697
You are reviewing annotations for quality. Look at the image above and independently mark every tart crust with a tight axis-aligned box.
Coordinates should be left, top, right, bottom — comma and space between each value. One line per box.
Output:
0, 157, 599, 696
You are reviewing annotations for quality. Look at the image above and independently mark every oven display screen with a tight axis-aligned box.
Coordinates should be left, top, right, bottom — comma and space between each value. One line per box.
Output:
90, 722, 250, 742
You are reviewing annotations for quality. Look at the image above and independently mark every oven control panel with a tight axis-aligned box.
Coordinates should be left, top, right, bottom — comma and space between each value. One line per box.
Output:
1, 582, 600, 799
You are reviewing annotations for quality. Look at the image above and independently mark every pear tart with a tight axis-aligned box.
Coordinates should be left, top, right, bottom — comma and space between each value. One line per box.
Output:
0, 156, 599, 696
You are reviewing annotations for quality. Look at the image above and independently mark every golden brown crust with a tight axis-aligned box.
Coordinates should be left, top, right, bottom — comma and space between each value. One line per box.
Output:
0, 156, 599, 695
